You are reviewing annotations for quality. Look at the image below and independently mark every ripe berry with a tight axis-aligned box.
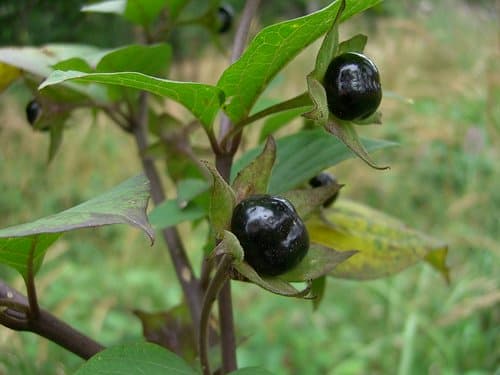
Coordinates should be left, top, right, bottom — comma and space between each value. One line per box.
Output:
309, 172, 339, 207
231, 195, 309, 276
26, 99, 41, 125
323, 52, 382, 121
216, 5, 233, 33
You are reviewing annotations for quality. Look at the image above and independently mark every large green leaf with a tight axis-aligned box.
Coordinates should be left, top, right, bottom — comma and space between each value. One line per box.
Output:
124, 0, 168, 26
96, 44, 172, 76
0, 175, 154, 279
306, 199, 449, 281
217, 0, 381, 124
40, 70, 224, 130
176, 178, 209, 208
231, 129, 395, 194
148, 200, 205, 230
75, 342, 197, 375
258, 107, 309, 142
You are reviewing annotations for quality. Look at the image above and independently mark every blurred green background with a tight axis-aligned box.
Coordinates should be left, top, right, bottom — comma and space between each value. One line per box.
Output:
0, 0, 499, 374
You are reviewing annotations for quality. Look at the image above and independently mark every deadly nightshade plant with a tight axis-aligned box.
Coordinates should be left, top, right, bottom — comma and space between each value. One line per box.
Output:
0, 1, 448, 374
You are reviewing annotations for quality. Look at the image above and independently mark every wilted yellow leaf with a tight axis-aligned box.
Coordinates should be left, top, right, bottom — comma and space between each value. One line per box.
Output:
307, 199, 449, 281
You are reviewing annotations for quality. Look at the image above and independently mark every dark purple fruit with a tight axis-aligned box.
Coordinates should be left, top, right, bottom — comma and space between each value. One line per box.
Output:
26, 99, 41, 125
231, 195, 309, 276
323, 52, 382, 121
216, 5, 233, 34
309, 172, 339, 207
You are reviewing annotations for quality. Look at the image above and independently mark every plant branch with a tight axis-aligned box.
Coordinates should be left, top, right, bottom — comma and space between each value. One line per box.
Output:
222, 92, 311, 147
0, 279, 104, 359
199, 255, 233, 375
236, 92, 310, 127
131, 92, 203, 338
214, 2, 261, 373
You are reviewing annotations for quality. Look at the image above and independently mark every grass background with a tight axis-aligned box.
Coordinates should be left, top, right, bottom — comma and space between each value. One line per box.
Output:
0, 1, 499, 374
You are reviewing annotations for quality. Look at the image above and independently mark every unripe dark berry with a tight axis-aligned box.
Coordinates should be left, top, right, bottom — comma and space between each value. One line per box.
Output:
309, 172, 339, 207
26, 99, 41, 125
216, 5, 233, 34
231, 195, 309, 276
323, 52, 382, 121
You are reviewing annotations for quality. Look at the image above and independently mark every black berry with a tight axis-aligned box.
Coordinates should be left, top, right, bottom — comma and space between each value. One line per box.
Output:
231, 195, 309, 276
26, 99, 41, 125
323, 52, 382, 121
309, 172, 339, 207
216, 5, 233, 33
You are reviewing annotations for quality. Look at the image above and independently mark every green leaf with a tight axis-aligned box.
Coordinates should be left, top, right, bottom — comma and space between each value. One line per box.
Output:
232, 129, 395, 194
97, 44, 172, 76
176, 178, 209, 208
164, 0, 188, 21
0, 45, 108, 100
47, 120, 65, 163
306, 199, 449, 281
0, 175, 154, 279
52, 57, 93, 73
304, 0, 344, 124
40, 70, 224, 130
134, 305, 196, 363
75, 342, 197, 375
203, 162, 236, 239
281, 184, 342, 219
81, 1, 126, 15
280, 244, 357, 282
124, 0, 168, 26
325, 120, 389, 169
303, 76, 329, 125
232, 136, 276, 201
233, 262, 310, 298
148, 200, 206, 230
228, 368, 275, 375
259, 107, 308, 142
0, 45, 103, 78
337, 33, 368, 54
217, 0, 382, 124
310, 0, 345, 81
311, 276, 326, 311
352, 110, 382, 125
213, 230, 244, 263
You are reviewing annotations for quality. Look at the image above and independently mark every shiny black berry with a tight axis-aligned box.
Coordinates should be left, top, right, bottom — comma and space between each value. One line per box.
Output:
309, 172, 339, 207
231, 195, 309, 276
216, 5, 233, 33
26, 99, 41, 125
323, 52, 382, 121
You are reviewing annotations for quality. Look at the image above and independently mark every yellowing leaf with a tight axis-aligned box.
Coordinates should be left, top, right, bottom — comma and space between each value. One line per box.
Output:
307, 199, 449, 281
0, 63, 21, 93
